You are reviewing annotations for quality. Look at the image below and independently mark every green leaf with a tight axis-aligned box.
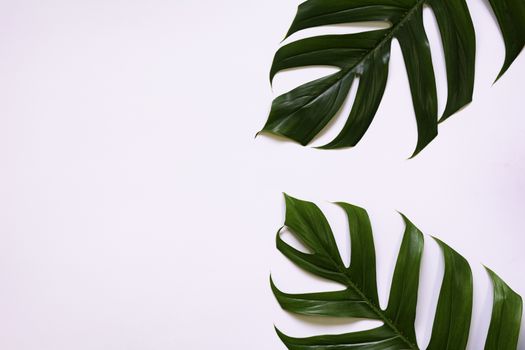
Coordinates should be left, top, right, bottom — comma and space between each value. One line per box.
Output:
272, 194, 522, 349
427, 238, 473, 350
487, 0, 525, 80
260, 0, 524, 156
484, 267, 523, 350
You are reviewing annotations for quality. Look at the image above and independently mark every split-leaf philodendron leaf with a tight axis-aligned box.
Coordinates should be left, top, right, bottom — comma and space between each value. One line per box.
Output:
272, 194, 523, 349
260, 0, 525, 157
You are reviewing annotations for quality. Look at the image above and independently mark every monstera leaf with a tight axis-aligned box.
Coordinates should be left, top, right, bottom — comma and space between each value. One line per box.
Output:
260, 0, 525, 156
272, 194, 523, 349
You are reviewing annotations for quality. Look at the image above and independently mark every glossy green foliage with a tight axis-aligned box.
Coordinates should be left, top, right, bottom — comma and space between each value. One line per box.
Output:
488, 0, 525, 80
484, 267, 523, 350
260, 0, 525, 156
272, 194, 523, 349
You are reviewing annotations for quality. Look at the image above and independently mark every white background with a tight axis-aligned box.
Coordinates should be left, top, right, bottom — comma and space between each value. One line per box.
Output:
0, 0, 524, 349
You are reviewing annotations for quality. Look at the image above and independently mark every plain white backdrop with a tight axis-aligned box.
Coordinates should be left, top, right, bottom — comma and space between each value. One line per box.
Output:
0, 0, 523, 349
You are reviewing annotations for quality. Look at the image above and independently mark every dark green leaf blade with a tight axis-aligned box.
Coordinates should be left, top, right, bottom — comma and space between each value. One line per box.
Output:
272, 196, 522, 350
484, 267, 523, 350
427, 0, 475, 121
262, 0, 524, 155
271, 195, 418, 349
336, 202, 380, 305
396, 7, 438, 157
487, 0, 525, 80
275, 326, 407, 350
319, 42, 391, 149
263, 30, 390, 147
285, 0, 408, 39
269, 34, 380, 83
284, 194, 344, 266
336, 202, 379, 305
261, 72, 353, 146
385, 215, 424, 344
427, 238, 473, 350
271, 277, 379, 319
274, 196, 419, 349
277, 228, 347, 284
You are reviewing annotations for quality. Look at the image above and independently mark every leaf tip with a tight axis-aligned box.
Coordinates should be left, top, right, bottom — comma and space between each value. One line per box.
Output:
429, 235, 442, 245
270, 275, 279, 293
396, 211, 412, 225
408, 148, 422, 160
283, 192, 292, 203
493, 65, 509, 84
274, 326, 288, 340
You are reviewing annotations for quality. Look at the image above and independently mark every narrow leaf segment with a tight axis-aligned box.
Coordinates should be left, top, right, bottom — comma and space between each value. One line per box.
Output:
484, 267, 523, 350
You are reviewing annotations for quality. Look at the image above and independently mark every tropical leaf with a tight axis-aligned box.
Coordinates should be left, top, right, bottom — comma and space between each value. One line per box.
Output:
484, 267, 523, 350
260, 0, 525, 157
272, 194, 523, 349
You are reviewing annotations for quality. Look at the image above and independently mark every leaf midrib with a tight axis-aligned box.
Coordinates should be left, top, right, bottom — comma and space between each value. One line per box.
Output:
340, 0, 426, 76
313, 236, 420, 348
339, 270, 419, 350
309, 236, 418, 349
281, 0, 427, 117
271, 0, 426, 141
